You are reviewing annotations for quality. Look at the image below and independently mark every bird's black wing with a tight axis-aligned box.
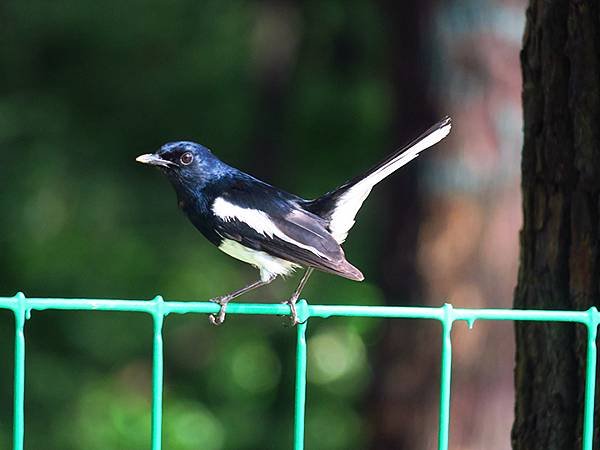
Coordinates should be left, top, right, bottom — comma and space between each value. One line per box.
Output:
212, 178, 363, 281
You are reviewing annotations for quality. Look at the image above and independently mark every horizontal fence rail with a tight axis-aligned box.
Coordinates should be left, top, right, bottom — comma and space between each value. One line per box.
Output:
1, 293, 599, 450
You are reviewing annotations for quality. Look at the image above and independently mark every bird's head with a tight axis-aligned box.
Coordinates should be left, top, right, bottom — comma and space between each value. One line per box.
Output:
136, 141, 229, 190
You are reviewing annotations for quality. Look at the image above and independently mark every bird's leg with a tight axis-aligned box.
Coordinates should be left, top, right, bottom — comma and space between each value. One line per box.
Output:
284, 267, 314, 326
208, 275, 276, 326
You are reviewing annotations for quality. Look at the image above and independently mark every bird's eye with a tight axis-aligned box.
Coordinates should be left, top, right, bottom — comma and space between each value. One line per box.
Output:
180, 152, 194, 165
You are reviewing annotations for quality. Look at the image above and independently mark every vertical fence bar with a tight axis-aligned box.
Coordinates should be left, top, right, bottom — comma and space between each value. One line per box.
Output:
294, 321, 308, 450
438, 304, 454, 450
151, 297, 165, 450
582, 308, 598, 450
12, 293, 26, 450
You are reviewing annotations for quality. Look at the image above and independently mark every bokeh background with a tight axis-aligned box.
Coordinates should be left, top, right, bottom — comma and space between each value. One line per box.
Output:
0, 1, 525, 448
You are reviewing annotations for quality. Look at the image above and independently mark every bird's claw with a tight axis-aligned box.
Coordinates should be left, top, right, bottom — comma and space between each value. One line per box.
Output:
208, 296, 230, 326
282, 298, 300, 327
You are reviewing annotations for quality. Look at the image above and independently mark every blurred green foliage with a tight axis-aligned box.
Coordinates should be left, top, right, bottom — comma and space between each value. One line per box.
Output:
0, 0, 396, 448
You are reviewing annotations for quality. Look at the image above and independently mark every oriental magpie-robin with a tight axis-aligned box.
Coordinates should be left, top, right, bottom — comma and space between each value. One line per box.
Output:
136, 117, 451, 325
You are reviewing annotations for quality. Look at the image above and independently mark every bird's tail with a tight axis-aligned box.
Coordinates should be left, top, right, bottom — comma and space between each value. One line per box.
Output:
304, 116, 451, 243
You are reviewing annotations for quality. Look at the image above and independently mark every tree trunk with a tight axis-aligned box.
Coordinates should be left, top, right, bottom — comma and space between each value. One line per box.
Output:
247, 0, 299, 180
513, 1, 600, 449
368, 1, 436, 448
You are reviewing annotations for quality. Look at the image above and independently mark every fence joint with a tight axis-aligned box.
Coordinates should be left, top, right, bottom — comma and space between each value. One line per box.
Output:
295, 299, 310, 324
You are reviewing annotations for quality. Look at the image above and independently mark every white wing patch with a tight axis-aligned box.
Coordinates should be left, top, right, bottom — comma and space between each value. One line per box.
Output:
212, 197, 328, 259
219, 238, 300, 281
329, 121, 452, 243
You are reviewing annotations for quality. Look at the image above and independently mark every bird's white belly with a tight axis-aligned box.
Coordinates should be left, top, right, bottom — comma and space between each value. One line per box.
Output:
218, 238, 300, 281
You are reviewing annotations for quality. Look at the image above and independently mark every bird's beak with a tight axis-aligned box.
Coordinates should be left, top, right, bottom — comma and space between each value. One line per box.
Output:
135, 153, 174, 168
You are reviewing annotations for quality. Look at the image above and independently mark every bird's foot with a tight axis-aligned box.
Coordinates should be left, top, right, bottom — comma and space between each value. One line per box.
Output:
282, 297, 300, 327
208, 296, 231, 326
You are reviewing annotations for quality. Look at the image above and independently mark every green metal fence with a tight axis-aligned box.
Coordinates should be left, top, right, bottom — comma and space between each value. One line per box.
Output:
1, 293, 598, 450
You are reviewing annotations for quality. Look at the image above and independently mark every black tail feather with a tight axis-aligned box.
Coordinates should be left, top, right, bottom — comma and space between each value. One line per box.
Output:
304, 116, 451, 220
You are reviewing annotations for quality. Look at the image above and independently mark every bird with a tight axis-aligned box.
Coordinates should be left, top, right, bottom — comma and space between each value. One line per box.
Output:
136, 116, 451, 326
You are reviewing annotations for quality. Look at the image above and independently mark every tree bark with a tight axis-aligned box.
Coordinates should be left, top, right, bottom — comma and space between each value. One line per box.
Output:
513, 1, 600, 449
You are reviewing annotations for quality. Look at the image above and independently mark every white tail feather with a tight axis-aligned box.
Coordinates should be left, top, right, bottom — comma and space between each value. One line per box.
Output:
329, 120, 451, 243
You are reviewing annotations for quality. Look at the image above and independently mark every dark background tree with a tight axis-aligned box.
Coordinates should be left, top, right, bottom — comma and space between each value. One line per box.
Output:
513, 0, 600, 448
368, 0, 438, 448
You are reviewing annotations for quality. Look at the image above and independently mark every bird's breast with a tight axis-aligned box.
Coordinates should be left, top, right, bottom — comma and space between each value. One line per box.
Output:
178, 197, 224, 248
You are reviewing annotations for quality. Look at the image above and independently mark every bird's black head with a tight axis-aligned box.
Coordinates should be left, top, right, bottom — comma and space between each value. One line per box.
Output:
136, 141, 231, 192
